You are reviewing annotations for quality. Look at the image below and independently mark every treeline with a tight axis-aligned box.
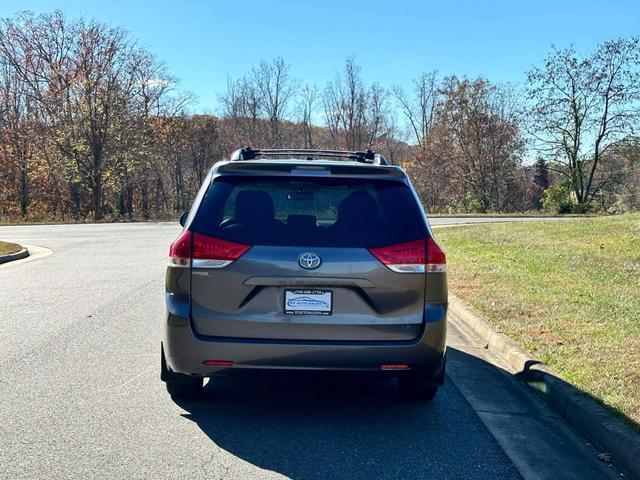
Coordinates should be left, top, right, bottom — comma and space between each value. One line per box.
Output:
0, 11, 639, 221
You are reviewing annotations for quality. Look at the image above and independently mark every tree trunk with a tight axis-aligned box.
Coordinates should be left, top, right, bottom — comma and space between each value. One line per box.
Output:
69, 182, 81, 219
92, 181, 103, 220
141, 180, 149, 220
19, 164, 28, 218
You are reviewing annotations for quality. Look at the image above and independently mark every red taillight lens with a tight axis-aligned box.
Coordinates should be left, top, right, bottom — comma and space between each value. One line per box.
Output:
192, 232, 250, 262
168, 230, 192, 267
168, 231, 251, 268
369, 238, 426, 270
368, 236, 446, 273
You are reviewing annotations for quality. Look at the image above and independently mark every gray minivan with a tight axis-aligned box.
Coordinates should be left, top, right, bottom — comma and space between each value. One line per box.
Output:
161, 148, 447, 401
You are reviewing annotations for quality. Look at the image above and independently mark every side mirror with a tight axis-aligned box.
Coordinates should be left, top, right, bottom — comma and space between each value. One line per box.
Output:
179, 211, 189, 227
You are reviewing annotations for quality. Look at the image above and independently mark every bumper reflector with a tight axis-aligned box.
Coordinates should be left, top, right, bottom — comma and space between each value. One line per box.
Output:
202, 360, 234, 366
380, 364, 410, 370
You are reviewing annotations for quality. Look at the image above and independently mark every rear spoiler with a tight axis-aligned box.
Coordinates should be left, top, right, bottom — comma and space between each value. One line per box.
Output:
215, 160, 407, 179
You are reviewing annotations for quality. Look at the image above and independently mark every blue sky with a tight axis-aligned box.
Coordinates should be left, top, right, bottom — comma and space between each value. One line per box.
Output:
1, 0, 638, 113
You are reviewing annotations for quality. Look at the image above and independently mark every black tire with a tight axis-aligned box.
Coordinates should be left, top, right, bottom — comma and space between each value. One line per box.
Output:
161, 344, 203, 399
165, 379, 202, 399
398, 377, 439, 402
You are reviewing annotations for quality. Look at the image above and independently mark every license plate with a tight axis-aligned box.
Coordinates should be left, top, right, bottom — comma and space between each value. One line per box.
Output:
284, 289, 332, 315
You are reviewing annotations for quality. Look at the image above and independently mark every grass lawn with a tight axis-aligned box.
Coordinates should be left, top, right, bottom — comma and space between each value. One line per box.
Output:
435, 214, 640, 426
0, 240, 22, 256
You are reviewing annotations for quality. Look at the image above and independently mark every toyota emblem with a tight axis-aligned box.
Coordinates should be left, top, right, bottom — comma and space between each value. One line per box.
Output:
298, 252, 322, 270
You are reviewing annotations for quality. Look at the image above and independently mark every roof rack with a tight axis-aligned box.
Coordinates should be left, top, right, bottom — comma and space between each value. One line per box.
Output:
230, 148, 389, 166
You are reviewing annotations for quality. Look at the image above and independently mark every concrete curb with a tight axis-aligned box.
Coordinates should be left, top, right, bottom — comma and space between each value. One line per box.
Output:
448, 294, 640, 480
0, 247, 29, 265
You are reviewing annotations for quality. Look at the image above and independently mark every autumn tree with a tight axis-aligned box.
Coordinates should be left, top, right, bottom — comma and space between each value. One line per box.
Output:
0, 62, 33, 217
392, 71, 439, 149
219, 57, 297, 148
393, 71, 448, 210
529, 158, 550, 209
0, 11, 75, 217
527, 38, 640, 205
0, 11, 182, 219
595, 136, 640, 211
297, 84, 318, 148
323, 56, 394, 151
438, 77, 525, 212
220, 75, 266, 147
5, 9, 639, 221
253, 57, 297, 147
118, 51, 187, 218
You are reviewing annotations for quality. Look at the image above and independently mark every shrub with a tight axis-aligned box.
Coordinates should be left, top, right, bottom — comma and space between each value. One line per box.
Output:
460, 194, 487, 213
570, 203, 593, 214
542, 181, 574, 213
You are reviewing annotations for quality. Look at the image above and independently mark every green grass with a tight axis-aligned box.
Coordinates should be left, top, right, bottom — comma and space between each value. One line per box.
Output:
436, 214, 640, 425
0, 241, 22, 256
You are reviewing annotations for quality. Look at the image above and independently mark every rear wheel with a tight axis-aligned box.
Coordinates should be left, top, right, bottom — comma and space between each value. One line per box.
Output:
165, 379, 202, 399
161, 344, 203, 399
398, 376, 439, 402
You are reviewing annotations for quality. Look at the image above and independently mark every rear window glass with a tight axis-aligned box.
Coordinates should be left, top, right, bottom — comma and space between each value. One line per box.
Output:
192, 176, 427, 248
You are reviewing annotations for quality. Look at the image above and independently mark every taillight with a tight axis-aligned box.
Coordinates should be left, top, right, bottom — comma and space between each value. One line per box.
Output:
426, 236, 446, 272
368, 238, 425, 272
168, 230, 192, 267
168, 231, 251, 268
368, 236, 446, 273
191, 232, 251, 268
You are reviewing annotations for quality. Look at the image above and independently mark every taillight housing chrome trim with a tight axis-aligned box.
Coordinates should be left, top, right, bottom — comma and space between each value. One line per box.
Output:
387, 264, 426, 273
192, 258, 233, 269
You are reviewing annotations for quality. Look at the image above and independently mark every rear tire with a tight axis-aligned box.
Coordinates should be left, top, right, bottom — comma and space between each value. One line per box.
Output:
165, 379, 203, 399
161, 344, 203, 399
398, 377, 439, 402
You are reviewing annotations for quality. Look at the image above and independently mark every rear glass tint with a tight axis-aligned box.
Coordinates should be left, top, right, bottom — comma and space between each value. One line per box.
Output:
192, 176, 427, 248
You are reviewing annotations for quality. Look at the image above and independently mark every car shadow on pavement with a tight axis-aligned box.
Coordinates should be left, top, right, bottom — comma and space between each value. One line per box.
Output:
174, 348, 521, 480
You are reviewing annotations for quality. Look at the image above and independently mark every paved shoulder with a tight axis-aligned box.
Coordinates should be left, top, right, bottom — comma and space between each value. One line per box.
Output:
447, 322, 621, 480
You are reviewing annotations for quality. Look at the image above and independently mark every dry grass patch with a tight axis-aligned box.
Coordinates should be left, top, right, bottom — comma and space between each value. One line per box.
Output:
0, 241, 22, 256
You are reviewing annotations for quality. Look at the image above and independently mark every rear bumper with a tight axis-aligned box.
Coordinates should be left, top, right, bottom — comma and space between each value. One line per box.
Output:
162, 299, 447, 379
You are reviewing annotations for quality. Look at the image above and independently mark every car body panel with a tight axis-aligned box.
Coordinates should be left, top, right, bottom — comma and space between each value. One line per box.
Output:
190, 246, 426, 341
163, 298, 446, 377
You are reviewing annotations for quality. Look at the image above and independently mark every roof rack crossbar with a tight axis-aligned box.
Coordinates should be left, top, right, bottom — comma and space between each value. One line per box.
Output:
230, 148, 388, 165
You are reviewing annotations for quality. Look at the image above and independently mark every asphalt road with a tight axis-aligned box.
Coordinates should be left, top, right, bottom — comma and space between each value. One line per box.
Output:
428, 215, 578, 226
0, 220, 620, 479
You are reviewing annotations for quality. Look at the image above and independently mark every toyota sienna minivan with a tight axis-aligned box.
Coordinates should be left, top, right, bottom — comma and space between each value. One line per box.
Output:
161, 148, 447, 401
